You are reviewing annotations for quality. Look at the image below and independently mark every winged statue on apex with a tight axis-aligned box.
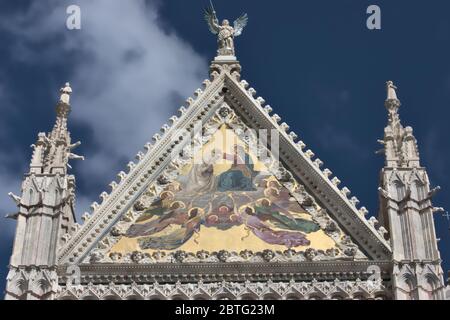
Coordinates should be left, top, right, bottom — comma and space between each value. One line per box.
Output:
204, 3, 248, 56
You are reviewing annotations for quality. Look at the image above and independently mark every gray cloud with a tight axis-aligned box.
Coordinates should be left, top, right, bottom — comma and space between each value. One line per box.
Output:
0, 83, 22, 225
2, 0, 208, 217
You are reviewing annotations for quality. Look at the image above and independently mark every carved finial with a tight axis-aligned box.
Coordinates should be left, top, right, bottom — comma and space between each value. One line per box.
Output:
368, 216, 379, 228
359, 207, 369, 216
8, 192, 21, 206
54, 82, 73, 123
380, 81, 421, 168
385, 81, 401, 119
428, 186, 441, 198
378, 187, 390, 199
59, 82, 72, 105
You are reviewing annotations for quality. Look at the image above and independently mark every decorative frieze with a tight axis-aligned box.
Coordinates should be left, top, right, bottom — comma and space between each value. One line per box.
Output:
5, 266, 58, 300
56, 279, 390, 300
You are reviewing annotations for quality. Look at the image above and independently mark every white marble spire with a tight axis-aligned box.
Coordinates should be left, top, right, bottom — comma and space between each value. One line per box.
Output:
377, 80, 445, 300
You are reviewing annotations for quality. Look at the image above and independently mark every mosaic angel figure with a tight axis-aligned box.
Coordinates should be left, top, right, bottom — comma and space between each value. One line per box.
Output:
125, 145, 320, 251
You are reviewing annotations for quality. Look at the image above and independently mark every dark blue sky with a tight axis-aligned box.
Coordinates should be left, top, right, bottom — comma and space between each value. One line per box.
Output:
0, 0, 449, 293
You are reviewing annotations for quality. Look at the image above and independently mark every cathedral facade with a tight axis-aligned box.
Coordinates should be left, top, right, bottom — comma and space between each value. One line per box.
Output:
4, 15, 447, 299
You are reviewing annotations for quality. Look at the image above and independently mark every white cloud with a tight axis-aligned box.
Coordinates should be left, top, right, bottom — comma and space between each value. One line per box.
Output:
2, 0, 208, 216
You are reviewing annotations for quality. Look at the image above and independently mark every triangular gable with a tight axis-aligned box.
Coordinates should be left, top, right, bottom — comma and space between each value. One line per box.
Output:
58, 60, 391, 265
82, 110, 367, 264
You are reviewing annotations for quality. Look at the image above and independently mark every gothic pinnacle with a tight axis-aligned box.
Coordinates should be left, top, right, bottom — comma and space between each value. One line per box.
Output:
380, 80, 421, 168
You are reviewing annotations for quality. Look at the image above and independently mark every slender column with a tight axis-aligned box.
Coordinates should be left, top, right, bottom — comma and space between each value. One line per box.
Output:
5, 83, 83, 300
377, 81, 445, 300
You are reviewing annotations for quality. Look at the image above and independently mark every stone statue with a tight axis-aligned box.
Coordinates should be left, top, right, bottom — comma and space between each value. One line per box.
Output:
204, 4, 248, 56
386, 80, 398, 100
59, 82, 72, 105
